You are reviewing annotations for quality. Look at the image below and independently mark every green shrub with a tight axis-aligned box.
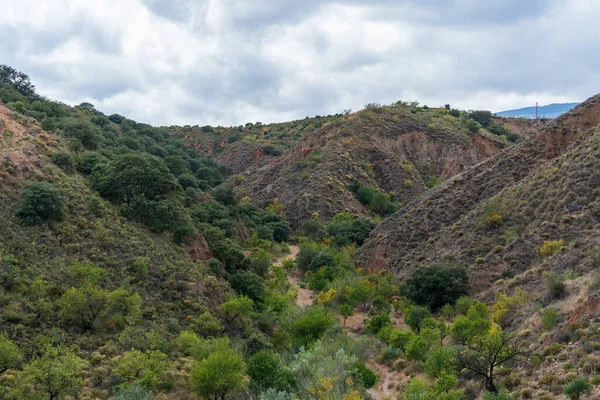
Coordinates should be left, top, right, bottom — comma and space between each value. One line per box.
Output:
544, 271, 565, 299
365, 312, 392, 335
564, 378, 591, 400
52, 151, 76, 173
404, 305, 432, 332
542, 308, 559, 331
16, 182, 66, 225
402, 265, 468, 310
351, 361, 377, 389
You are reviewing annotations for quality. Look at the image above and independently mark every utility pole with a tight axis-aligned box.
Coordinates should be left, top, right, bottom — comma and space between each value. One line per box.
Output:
535, 102, 539, 120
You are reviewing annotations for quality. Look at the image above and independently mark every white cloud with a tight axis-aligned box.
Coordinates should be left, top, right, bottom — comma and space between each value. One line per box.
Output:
0, 0, 596, 126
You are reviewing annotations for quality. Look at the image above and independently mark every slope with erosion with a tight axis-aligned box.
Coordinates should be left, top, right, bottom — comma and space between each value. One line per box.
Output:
169, 114, 342, 175
357, 93, 600, 291
0, 102, 222, 318
231, 105, 511, 228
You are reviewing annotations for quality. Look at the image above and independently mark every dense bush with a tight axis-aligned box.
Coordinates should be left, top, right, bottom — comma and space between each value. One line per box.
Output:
401, 265, 468, 310
16, 182, 66, 225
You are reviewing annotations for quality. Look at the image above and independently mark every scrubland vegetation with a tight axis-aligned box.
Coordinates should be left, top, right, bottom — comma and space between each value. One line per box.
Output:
2, 65, 600, 399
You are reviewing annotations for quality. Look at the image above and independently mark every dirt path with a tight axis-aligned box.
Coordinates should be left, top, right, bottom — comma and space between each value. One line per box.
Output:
274, 245, 315, 307
273, 245, 403, 399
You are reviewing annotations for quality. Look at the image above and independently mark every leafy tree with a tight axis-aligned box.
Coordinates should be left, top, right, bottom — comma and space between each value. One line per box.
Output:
190, 338, 245, 400
352, 361, 377, 389
229, 271, 264, 302
77, 151, 108, 174
212, 185, 238, 206
346, 280, 376, 309
451, 302, 490, 343
455, 330, 526, 393
467, 110, 493, 127
404, 305, 432, 332
308, 251, 334, 272
0, 333, 22, 374
290, 306, 335, 347
464, 118, 481, 133
564, 378, 592, 400
424, 346, 456, 378
164, 155, 190, 176
179, 331, 201, 355
21, 346, 86, 400
250, 250, 272, 277
0, 64, 36, 97
220, 295, 254, 325
370, 191, 397, 216
340, 304, 354, 326
247, 350, 290, 392
61, 117, 103, 149
402, 265, 469, 310
406, 335, 430, 361
112, 349, 171, 390
16, 182, 66, 225
52, 151, 76, 173
94, 152, 180, 204
61, 284, 108, 331
106, 288, 142, 330
366, 312, 392, 335
357, 185, 374, 205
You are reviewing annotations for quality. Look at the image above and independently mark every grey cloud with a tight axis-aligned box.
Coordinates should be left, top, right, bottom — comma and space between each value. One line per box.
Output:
0, 0, 596, 126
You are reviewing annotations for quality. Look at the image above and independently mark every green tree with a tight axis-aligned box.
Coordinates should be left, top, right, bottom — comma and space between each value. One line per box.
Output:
290, 306, 335, 347
564, 378, 592, 400
229, 271, 265, 302
352, 361, 377, 389
190, 338, 245, 400
455, 330, 526, 393
404, 305, 432, 332
21, 346, 86, 400
219, 295, 254, 325
357, 185, 374, 205
370, 191, 396, 216
94, 152, 180, 204
340, 304, 354, 326
107, 288, 142, 330
61, 285, 108, 331
52, 151, 76, 173
402, 265, 469, 311
0, 333, 22, 374
112, 349, 171, 390
0, 65, 36, 96
61, 117, 103, 149
366, 312, 392, 335
16, 182, 66, 225
424, 346, 456, 378
247, 350, 289, 392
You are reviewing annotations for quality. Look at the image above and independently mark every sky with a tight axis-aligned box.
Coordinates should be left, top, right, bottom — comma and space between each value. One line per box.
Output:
1, 0, 599, 127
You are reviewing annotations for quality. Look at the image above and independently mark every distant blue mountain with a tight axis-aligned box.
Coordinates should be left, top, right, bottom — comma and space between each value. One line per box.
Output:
495, 102, 579, 119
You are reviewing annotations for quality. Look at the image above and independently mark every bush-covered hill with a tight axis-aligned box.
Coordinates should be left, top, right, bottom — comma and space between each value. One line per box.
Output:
223, 104, 524, 228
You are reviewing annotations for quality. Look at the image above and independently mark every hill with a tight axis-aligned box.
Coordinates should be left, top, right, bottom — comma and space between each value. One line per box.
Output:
357, 94, 600, 285
496, 102, 580, 118
200, 104, 531, 229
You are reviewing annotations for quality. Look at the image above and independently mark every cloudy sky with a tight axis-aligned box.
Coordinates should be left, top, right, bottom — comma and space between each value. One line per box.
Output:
1, 0, 598, 126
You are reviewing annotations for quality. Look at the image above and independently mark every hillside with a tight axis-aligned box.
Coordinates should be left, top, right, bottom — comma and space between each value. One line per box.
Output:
3, 64, 600, 400
222, 105, 522, 228
357, 93, 600, 288
496, 102, 580, 119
